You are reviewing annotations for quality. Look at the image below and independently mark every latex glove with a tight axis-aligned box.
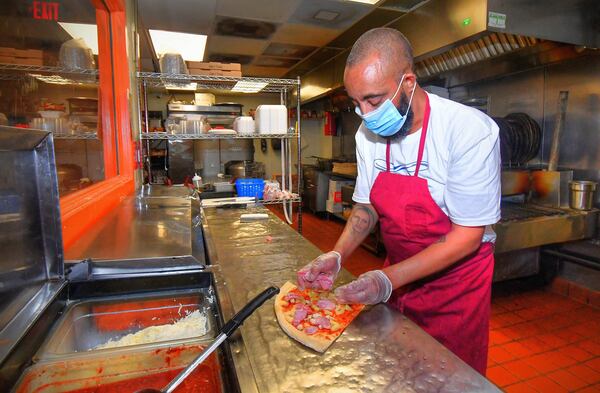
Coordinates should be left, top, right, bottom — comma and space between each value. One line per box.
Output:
297, 251, 342, 291
334, 270, 393, 305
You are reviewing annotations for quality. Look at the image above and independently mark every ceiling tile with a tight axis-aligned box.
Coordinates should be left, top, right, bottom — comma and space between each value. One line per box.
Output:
138, 0, 217, 35
271, 23, 342, 47
253, 56, 300, 68
327, 7, 404, 48
289, 0, 373, 29
214, 16, 278, 40
263, 43, 317, 59
207, 36, 268, 56
243, 65, 289, 78
216, 0, 301, 23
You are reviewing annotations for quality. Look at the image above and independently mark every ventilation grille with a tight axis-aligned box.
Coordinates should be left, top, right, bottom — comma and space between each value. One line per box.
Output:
415, 33, 541, 78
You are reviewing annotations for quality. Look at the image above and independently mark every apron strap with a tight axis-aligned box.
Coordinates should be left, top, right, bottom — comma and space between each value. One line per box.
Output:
414, 93, 431, 178
386, 140, 391, 172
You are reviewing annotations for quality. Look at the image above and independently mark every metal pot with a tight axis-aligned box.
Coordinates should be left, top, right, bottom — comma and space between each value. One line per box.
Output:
569, 180, 597, 210
225, 160, 247, 178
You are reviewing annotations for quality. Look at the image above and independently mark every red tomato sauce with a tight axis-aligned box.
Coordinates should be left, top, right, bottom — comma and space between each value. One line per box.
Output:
17, 349, 221, 393
61, 364, 220, 393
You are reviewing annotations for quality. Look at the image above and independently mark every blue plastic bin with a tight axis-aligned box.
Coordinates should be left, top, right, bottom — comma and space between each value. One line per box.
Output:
235, 178, 265, 199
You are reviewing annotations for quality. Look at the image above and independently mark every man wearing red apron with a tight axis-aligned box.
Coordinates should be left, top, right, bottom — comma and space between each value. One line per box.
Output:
297, 28, 501, 375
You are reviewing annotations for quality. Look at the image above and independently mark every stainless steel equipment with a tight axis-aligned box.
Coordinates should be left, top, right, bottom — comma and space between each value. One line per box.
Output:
0, 126, 63, 370
225, 160, 247, 178
569, 181, 598, 210
201, 205, 501, 392
138, 287, 279, 393
167, 103, 242, 128
300, 0, 599, 101
0, 132, 235, 391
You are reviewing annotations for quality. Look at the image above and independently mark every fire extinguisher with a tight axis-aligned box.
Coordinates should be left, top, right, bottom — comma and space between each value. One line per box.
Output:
323, 111, 336, 136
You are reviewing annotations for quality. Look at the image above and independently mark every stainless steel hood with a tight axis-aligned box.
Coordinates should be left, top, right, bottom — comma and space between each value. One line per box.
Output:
300, 0, 600, 102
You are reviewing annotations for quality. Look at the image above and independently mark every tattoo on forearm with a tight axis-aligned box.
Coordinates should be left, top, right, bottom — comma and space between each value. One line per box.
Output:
436, 235, 447, 243
349, 205, 376, 236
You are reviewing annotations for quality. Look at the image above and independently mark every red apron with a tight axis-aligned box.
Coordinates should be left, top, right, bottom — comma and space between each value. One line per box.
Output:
369, 94, 494, 375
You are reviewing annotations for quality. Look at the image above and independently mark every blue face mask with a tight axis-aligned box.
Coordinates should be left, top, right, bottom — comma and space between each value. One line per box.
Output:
355, 74, 416, 137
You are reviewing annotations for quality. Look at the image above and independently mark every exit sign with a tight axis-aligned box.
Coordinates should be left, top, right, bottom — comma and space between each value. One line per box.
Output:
31, 1, 59, 21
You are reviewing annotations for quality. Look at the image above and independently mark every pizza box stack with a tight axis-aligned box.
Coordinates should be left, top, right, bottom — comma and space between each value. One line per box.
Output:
327, 179, 354, 214
0, 47, 44, 66
186, 61, 242, 77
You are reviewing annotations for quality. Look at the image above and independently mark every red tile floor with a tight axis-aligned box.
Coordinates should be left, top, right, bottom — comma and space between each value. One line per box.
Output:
270, 206, 600, 392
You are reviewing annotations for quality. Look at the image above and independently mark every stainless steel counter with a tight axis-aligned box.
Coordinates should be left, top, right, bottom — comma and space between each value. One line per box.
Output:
65, 186, 204, 263
202, 205, 501, 393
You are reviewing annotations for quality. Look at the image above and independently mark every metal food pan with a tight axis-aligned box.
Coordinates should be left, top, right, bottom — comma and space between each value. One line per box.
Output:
35, 289, 216, 361
15, 342, 223, 393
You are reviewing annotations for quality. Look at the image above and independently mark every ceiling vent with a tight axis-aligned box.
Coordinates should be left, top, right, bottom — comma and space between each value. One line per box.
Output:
313, 10, 340, 22
215, 17, 277, 40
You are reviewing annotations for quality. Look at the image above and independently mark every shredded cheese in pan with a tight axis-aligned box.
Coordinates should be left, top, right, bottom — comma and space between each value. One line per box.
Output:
94, 310, 208, 349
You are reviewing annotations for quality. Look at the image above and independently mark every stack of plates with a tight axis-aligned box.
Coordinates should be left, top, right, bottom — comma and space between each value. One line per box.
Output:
493, 113, 541, 165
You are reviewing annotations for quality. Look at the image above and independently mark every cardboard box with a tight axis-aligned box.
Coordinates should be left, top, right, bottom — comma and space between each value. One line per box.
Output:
208, 62, 223, 70
328, 179, 355, 203
0, 47, 15, 56
13, 49, 29, 58
332, 162, 357, 177
326, 199, 343, 214
188, 68, 212, 76
0, 56, 14, 64
219, 70, 242, 77
25, 49, 43, 59
186, 61, 211, 70
13, 57, 43, 66
221, 63, 241, 71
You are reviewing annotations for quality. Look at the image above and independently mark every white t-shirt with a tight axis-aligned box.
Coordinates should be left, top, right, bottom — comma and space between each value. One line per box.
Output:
352, 92, 501, 243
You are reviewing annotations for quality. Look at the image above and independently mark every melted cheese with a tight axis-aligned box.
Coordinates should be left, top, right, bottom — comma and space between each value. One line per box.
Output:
94, 310, 208, 350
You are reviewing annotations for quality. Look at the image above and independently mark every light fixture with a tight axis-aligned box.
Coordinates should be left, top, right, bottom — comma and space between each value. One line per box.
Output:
58, 22, 99, 55
164, 82, 198, 91
344, 0, 379, 4
149, 29, 207, 61
232, 81, 267, 93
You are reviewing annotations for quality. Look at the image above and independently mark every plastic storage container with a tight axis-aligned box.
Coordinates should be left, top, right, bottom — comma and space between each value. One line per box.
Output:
255, 105, 288, 134
35, 289, 215, 361
235, 178, 265, 199
233, 116, 255, 135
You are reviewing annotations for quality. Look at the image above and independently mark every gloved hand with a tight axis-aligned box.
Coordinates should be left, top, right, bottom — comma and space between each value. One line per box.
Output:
334, 270, 393, 304
297, 251, 342, 291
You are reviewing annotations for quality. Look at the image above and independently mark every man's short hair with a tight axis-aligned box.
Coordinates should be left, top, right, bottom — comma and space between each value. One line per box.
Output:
346, 27, 414, 74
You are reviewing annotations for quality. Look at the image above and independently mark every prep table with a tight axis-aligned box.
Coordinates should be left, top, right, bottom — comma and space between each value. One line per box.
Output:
63, 185, 500, 392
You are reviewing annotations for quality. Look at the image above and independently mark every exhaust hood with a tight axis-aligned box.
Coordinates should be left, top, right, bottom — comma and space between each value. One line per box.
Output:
299, 0, 599, 102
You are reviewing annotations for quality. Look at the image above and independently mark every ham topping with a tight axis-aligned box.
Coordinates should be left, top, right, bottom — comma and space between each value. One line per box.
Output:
316, 299, 336, 310
292, 304, 311, 326
304, 326, 318, 335
310, 315, 331, 329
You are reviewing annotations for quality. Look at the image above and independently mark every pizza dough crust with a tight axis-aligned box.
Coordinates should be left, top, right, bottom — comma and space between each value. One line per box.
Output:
274, 281, 357, 353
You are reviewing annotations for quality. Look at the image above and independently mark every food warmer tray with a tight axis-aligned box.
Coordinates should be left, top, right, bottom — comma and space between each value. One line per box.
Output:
0, 127, 240, 392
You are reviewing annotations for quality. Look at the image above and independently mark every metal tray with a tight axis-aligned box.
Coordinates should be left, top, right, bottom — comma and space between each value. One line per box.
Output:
14, 342, 223, 393
35, 289, 216, 361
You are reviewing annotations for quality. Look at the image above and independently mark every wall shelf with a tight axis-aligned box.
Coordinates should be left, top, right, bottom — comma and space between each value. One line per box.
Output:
136, 72, 303, 231
137, 71, 298, 92
140, 132, 299, 140
53, 133, 99, 140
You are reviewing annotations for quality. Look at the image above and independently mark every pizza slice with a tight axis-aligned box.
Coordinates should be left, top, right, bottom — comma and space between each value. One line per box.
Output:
274, 281, 364, 352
